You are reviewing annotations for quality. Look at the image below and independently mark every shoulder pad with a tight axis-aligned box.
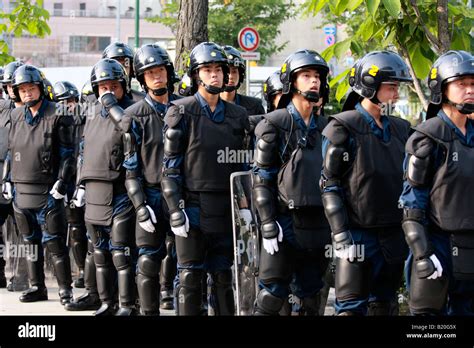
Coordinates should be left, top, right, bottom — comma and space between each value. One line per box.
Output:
254, 117, 278, 144
322, 118, 350, 145
406, 131, 436, 158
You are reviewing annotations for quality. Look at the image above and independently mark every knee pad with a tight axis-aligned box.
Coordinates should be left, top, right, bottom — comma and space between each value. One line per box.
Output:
45, 237, 66, 256
45, 205, 66, 236
69, 224, 87, 242
112, 249, 131, 271
180, 269, 203, 290
94, 248, 112, 268
111, 207, 135, 247
138, 254, 160, 278
335, 258, 370, 301
255, 288, 284, 315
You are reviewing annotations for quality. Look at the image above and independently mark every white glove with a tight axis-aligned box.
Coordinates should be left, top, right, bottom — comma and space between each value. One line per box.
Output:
72, 187, 85, 207
334, 244, 357, 262
239, 208, 253, 230
171, 209, 189, 238
50, 180, 66, 200
139, 205, 157, 233
2, 182, 13, 200
262, 221, 283, 255
427, 254, 443, 280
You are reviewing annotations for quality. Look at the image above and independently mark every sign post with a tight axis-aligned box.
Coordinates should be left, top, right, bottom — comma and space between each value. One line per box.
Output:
238, 27, 260, 95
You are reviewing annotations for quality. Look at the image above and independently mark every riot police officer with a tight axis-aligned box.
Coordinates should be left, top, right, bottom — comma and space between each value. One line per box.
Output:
252, 49, 331, 316
263, 70, 283, 113
399, 50, 474, 315
0, 61, 27, 291
119, 43, 180, 315
2, 65, 75, 304
102, 41, 145, 102
321, 51, 413, 315
221, 45, 265, 116
161, 42, 249, 315
72, 58, 136, 315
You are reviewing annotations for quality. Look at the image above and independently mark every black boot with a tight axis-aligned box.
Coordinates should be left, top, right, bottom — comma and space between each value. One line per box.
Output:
64, 291, 101, 311
160, 289, 174, 310
159, 236, 176, 310
137, 255, 160, 316
74, 269, 85, 288
20, 243, 48, 302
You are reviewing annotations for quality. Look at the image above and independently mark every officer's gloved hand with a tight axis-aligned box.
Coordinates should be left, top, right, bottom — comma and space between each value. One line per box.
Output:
71, 185, 85, 207
415, 254, 443, 279
137, 205, 157, 233
2, 181, 13, 201
98, 91, 118, 109
332, 230, 357, 261
262, 220, 283, 255
170, 209, 189, 238
239, 208, 253, 230
50, 179, 67, 200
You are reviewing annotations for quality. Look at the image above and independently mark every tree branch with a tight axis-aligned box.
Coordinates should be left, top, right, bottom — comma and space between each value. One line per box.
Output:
398, 43, 429, 112
409, 0, 441, 53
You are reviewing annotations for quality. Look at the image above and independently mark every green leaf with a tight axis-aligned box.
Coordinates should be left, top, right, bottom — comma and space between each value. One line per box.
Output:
382, 29, 396, 47
304, 0, 330, 15
329, 68, 350, 88
321, 44, 336, 62
408, 42, 432, 79
366, 0, 381, 18
357, 17, 375, 41
334, 38, 352, 58
347, 0, 364, 11
335, 0, 350, 15
335, 78, 350, 102
382, 0, 401, 18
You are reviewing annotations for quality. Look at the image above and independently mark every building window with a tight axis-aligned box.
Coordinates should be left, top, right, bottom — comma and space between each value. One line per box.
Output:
70, 36, 111, 53
79, 2, 86, 16
53, 3, 63, 16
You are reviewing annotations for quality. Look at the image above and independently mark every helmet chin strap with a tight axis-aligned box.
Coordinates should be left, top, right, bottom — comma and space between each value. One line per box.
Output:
25, 95, 43, 108
445, 98, 474, 115
293, 87, 320, 103
151, 87, 168, 96
198, 79, 223, 95
223, 85, 238, 92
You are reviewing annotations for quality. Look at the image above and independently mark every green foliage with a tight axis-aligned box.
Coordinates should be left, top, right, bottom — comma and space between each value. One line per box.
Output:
148, 0, 298, 64
0, 0, 51, 64
146, 0, 179, 34
302, 0, 474, 104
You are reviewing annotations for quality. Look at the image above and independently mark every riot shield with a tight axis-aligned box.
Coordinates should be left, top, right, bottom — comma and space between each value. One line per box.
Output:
231, 171, 260, 316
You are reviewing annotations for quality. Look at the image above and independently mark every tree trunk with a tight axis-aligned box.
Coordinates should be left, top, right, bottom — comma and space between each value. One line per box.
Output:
437, 0, 450, 53
174, 0, 209, 74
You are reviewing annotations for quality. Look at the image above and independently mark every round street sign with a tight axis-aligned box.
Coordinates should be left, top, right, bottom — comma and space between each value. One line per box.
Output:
238, 27, 260, 52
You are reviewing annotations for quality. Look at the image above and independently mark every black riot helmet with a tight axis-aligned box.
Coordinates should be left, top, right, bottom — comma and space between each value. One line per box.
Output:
342, 50, 412, 111
1, 61, 24, 100
133, 43, 175, 96
80, 80, 95, 103
102, 41, 135, 77
43, 79, 55, 102
222, 45, 245, 92
187, 42, 230, 95
178, 74, 193, 97
54, 81, 80, 103
90, 58, 129, 99
426, 50, 474, 118
11, 65, 49, 107
263, 70, 283, 112
279, 49, 330, 107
